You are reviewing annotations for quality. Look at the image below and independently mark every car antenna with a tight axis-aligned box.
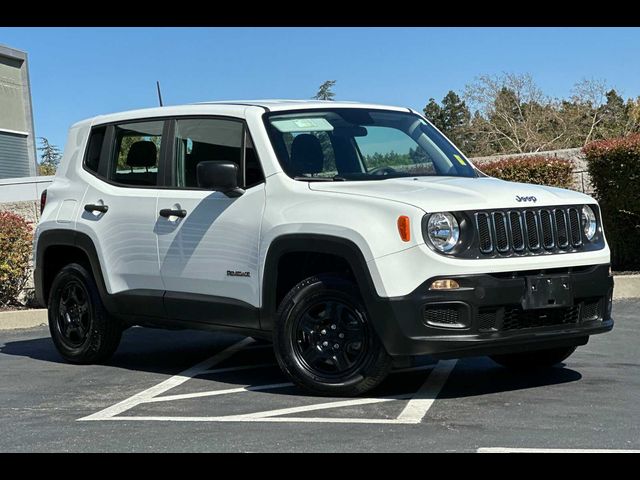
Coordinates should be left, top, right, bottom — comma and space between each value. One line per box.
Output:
156, 80, 164, 107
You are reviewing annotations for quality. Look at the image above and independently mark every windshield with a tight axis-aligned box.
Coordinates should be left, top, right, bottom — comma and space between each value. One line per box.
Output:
264, 108, 477, 181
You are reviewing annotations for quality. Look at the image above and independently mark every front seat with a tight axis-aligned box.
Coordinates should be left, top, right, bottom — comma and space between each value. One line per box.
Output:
289, 134, 324, 176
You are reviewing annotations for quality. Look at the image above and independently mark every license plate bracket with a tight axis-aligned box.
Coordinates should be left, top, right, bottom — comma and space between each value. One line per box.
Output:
523, 275, 573, 310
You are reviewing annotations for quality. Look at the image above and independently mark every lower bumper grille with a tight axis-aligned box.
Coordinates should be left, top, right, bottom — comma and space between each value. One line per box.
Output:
423, 305, 467, 328
477, 298, 604, 332
502, 306, 580, 331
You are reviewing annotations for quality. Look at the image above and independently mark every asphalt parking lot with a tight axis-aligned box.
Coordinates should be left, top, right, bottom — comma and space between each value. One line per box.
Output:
1, 299, 638, 452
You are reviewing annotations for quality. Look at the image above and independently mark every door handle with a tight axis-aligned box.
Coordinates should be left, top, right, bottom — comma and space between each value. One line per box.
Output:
159, 208, 187, 218
84, 204, 109, 213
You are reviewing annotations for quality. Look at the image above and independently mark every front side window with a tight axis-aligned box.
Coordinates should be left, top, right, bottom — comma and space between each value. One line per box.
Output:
110, 121, 163, 186
172, 118, 243, 189
264, 109, 477, 181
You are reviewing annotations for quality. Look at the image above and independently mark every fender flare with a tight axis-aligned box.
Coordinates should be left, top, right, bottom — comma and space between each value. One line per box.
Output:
34, 229, 112, 310
260, 234, 379, 330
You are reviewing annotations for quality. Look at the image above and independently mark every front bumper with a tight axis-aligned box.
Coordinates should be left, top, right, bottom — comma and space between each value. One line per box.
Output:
367, 263, 614, 357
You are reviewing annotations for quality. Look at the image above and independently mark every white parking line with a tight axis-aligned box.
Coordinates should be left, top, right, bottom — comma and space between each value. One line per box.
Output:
396, 359, 457, 424
198, 362, 277, 375
79, 337, 457, 425
99, 415, 410, 424
146, 382, 294, 403
242, 344, 274, 350
78, 337, 254, 421
393, 364, 437, 374
232, 395, 413, 419
478, 447, 640, 453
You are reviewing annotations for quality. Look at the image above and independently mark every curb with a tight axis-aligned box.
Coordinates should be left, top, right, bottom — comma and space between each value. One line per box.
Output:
612, 275, 640, 300
0, 308, 47, 331
0, 276, 638, 331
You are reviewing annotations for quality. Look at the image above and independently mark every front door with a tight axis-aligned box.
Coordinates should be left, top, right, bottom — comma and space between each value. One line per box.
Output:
155, 117, 265, 328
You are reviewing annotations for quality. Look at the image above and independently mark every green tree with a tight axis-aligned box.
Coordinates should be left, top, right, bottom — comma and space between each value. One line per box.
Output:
313, 80, 336, 101
423, 98, 444, 130
37, 137, 62, 176
423, 91, 472, 152
441, 91, 471, 150
601, 89, 633, 138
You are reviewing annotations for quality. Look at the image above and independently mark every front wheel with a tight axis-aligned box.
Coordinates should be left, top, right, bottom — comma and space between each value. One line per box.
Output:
490, 346, 577, 370
273, 275, 392, 396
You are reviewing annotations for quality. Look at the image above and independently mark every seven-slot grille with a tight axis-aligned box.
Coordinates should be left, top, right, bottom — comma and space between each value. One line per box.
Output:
475, 207, 583, 255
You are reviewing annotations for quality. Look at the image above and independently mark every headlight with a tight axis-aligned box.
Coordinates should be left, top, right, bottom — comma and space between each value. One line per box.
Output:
427, 212, 460, 252
581, 205, 597, 241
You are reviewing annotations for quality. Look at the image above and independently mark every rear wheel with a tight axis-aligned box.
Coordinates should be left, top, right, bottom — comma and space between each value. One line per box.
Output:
490, 346, 577, 370
48, 263, 122, 364
273, 275, 392, 396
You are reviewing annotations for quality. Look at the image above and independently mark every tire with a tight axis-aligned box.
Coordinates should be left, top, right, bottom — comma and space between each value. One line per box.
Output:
273, 274, 392, 396
489, 346, 577, 370
48, 263, 122, 364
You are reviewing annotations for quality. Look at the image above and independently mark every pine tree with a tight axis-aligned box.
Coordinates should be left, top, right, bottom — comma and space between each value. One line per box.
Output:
313, 80, 337, 101
423, 91, 472, 152
37, 137, 62, 176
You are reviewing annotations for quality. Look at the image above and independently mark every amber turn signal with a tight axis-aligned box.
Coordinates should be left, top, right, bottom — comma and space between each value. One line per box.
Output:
430, 279, 460, 290
397, 216, 410, 242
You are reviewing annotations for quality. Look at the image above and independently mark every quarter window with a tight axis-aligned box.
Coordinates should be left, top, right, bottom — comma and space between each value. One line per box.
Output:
83, 126, 107, 175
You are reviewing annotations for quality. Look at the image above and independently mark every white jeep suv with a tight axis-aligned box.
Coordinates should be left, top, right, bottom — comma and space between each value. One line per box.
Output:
34, 100, 614, 396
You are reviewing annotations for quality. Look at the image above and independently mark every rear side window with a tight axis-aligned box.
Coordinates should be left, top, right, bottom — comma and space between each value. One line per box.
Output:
83, 126, 107, 174
110, 121, 164, 186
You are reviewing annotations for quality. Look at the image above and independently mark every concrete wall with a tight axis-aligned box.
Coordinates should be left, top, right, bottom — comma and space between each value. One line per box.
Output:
470, 148, 593, 194
0, 175, 53, 224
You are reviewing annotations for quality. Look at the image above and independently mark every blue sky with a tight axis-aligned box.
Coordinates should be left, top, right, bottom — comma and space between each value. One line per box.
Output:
2, 27, 640, 153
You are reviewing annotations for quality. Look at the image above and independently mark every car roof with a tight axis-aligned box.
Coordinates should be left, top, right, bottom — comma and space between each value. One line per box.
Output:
78, 100, 413, 127
197, 99, 411, 112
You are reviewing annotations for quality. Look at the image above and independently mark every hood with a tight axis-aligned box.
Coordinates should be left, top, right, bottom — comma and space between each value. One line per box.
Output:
308, 176, 595, 212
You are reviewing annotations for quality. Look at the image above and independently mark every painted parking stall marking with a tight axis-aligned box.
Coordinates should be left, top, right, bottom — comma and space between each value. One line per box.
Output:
478, 447, 640, 453
79, 338, 457, 424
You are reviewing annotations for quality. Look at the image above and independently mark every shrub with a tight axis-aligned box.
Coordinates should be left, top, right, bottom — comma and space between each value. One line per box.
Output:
478, 155, 575, 189
583, 134, 640, 270
0, 211, 33, 307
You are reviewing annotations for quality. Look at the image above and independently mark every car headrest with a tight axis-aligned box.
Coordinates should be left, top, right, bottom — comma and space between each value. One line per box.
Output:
126, 141, 157, 168
290, 134, 324, 175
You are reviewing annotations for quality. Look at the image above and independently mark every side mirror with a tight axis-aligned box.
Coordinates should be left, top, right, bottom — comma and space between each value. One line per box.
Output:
196, 161, 244, 197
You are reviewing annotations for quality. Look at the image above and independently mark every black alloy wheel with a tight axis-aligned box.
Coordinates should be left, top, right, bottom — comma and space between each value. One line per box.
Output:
55, 280, 91, 348
292, 298, 370, 379
274, 274, 392, 396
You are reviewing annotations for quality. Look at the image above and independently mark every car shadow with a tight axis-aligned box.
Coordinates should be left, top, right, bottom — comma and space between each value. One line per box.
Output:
0, 327, 251, 376
1, 327, 582, 399
435, 356, 582, 399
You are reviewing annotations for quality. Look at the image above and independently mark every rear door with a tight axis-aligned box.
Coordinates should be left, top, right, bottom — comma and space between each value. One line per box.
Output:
155, 117, 266, 329
75, 120, 166, 317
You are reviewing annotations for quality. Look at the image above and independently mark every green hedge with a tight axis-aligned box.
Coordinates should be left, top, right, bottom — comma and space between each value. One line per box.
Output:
478, 156, 575, 189
583, 135, 640, 270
